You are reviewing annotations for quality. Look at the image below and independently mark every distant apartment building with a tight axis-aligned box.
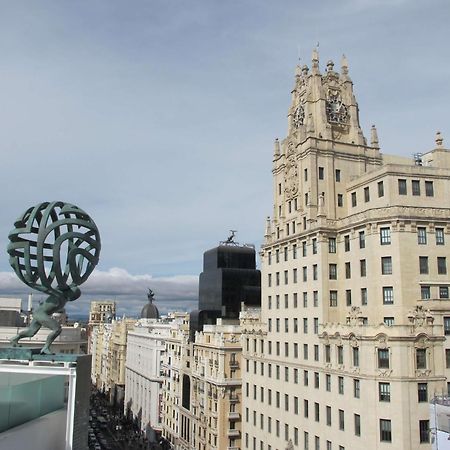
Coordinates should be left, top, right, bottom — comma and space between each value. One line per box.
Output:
90, 317, 135, 406
89, 300, 116, 325
241, 51, 450, 450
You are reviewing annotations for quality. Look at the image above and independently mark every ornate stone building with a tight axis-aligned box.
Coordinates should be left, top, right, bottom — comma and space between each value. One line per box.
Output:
241, 51, 450, 450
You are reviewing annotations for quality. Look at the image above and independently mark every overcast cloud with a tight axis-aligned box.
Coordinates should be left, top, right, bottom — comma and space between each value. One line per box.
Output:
0, 0, 449, 315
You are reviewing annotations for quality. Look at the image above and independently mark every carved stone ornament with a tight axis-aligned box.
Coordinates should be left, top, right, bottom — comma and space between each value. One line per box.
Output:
349, 334, 359, 348
286, 141, 295, 156
346, 306, 364, 326
377, 369, 392, 378
407, 305, 434, 328
284, 157, 299, 198
326, 89, 349, 125
292, 105, 305, 128
376, 334, 388, 349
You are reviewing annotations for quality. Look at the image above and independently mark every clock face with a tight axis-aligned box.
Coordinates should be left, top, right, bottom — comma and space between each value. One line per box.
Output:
292, 105, 305, 128
326, 95, 348, 124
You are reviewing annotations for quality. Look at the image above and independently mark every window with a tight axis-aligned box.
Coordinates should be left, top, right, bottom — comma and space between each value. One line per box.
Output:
354, 414, 361, 436
304, 168, 308, 181
425, 181, 434, 197
314, 345, 319, 361
284, 270, 288, 284
293, 268, 298, 283
293, 293, 298, 307
438, 257, 447, 274
412, 180, 420, 196
416, 348, 427, 369
419, 420, 429, 443
435, 228, 445, 245
338, 376, 344, 394
417, 227, 427, 244
294, 368, 298, 384
444, 317, 450, 335
359, 231, 365, 249
304, 400, 309, 418
326, 374, 331, 391
351, 192, 357, 207
337, 194, 343, 207
314, 318, 319, 334
319, 167, 324, 180
380, 419, 392, 442
379, 382, 390, 401
294, 343, 298, 357
354, 379, 360, 398
360, 259, 367, 277
337, 346, 343, 364
276, 272, 280, 285
352, 347, 359, 367
284, 294, 288, 308
380, 256, 392, 275
284, 246, 288, 261
419, 256, 429, 274
378, 181, 384, 197
313, 290, 318, 307
378, 349, 390, 369
361, 288, 367, 305
380, 227, 391, 245
339, 410, 345, 430
325, 345, 331, 363
294, 318, 298, 333
364, 187, 370, 202
268, 274, 272, 287
303, 266, 307, 281
330, 290, 337, 307
304, 370, 309, 386
302, 241, 307, 256
329, 237, 336, 253
383, 287, 394, 304
314, 402, 320, 421
285, 318, 289, 333
313, 264, 318, 280
303, 292, 308, 307
440, 286, 449, 298
398, 179, 407, 195
335, 169, 341, 182
418, 383, 428, 402
384, 317, 394, 326
326, 406, 331, 426
276, 249, 280, 263
421, 286, 431, 299
345, 262, 351, 279
303, 318, 308, 334
344, 235, 350, 251
293, 243, 297, 259
446, 349, 450, 368
346, 289, 352, 306
303, 344, 308, 360
329, 264, 337, 280
268, 252, 272, 265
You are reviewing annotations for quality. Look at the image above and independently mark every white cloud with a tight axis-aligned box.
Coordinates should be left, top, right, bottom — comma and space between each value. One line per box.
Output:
0, 268, 199, 317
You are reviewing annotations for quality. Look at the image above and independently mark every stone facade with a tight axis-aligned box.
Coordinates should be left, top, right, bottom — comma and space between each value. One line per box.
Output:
124, 318, 171, 441
161, 315, 243, 450
241, 51, 450, 450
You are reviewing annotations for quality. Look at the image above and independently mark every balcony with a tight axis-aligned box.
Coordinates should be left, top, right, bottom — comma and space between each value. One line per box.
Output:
228, 412, 240, 421
227, 429, 240, 438
229, 394, 239, 403
227, 447, 240, 450
229, 360, 239, 369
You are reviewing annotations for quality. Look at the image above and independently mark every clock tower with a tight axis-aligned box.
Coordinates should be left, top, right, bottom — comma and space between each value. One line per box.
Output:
269, 49, 382, 240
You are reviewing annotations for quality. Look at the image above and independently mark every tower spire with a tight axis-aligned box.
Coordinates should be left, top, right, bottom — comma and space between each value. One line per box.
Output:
311, 47, 320, 75
370, 125, 379, 148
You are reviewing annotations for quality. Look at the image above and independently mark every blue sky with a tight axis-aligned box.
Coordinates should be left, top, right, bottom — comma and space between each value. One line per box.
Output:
0, 0, 449, 316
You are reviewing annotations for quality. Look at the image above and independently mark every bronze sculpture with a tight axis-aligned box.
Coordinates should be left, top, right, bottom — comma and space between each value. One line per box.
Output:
7, 201, 101, 354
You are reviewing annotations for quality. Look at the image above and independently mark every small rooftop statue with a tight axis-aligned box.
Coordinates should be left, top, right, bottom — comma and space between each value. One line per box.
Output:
7, 201, 101, 354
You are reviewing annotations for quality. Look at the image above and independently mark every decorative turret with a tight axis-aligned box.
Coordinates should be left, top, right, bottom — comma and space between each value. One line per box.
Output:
273, 138, 280, 158
371, 125, 379, 148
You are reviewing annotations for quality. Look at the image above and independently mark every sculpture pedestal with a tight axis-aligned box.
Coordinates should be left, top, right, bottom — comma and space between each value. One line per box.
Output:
0, 350, 91, 450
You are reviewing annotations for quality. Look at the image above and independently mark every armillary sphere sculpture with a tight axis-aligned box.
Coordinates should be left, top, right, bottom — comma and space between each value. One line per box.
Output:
7, 201, 101, 354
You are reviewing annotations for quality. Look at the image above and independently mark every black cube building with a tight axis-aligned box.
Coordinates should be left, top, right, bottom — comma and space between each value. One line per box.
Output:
190, 242, 261, 339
